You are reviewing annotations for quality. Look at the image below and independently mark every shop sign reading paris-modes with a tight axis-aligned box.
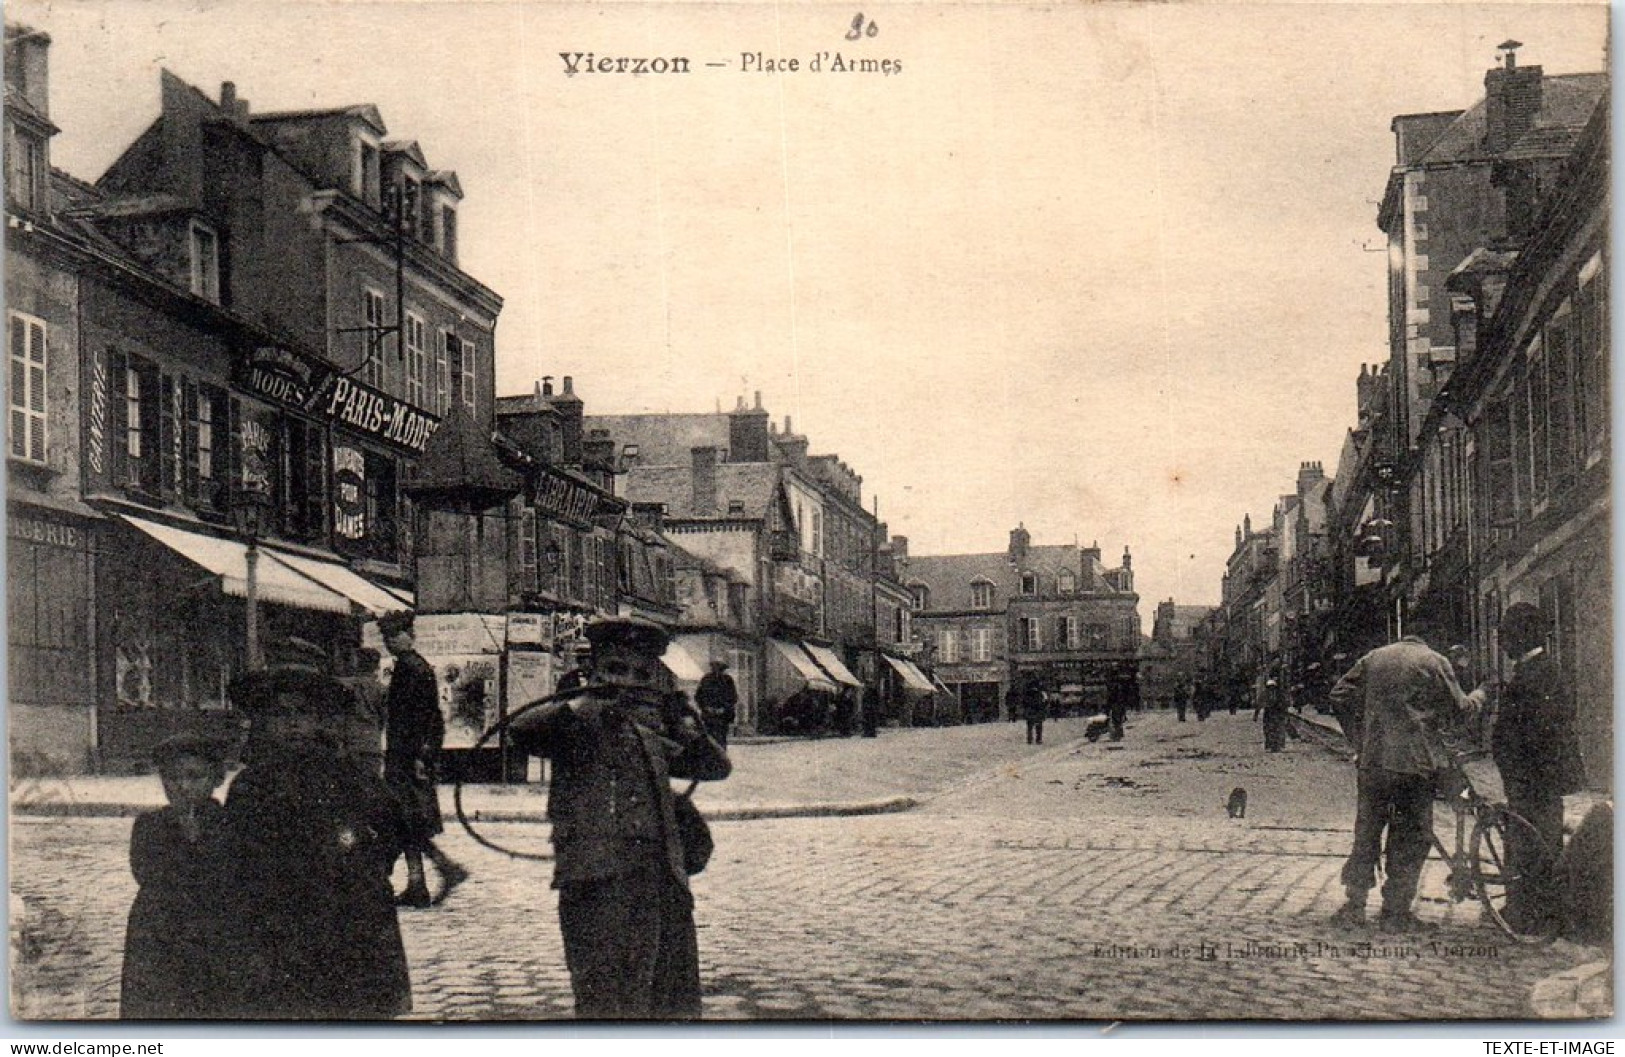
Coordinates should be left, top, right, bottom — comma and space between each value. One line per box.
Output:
239, 345, 440, 454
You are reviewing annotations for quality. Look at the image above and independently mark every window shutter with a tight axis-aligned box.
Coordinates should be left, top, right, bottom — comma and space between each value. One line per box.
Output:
226, 396, 243, 499
304, 421, 327, 542
182, 380, 200, 504
519, 508, 537, 593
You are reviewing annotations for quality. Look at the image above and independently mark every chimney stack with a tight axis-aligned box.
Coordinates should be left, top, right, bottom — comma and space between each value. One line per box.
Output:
691, 446, 719, 515
1484, 42, 1542, 156
552, 375, 584, 465
728, 390, 770, 462
1009, 525, 1030, 564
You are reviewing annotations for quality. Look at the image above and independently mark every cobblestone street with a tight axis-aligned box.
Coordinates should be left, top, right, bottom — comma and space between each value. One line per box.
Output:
10, 712, 1600, 1022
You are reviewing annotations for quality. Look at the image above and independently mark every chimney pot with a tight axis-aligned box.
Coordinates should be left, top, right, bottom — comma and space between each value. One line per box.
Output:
754, 390, 763, 410
221, 81, 236, 111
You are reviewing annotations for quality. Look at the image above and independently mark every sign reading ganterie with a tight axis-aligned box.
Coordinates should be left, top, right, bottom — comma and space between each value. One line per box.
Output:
238, 344, 440, 454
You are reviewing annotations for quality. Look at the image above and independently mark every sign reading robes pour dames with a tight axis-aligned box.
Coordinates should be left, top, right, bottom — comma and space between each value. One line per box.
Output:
333, 445, 367, 540
238, 345, 440, 455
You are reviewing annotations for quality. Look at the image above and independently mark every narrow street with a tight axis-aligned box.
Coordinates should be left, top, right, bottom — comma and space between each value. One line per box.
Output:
11, 712, 1589, 1021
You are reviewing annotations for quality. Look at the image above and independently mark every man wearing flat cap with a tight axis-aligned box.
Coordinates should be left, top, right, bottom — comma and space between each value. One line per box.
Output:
221, 636, 410, 1019
378, 611, 468, 908
508, 616, 731, 1019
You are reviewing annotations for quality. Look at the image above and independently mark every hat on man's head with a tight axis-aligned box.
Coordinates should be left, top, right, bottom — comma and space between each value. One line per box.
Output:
230, 665, 353, 717
709, 659, 729, 670
1499, 602, 1547, 652
377, 611, 415, 638
584, 616, 670, 656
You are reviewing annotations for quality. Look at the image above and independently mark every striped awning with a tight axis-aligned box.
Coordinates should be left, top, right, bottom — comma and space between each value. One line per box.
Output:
883, 654, 936, 695
802, 642, 863, 689
769, 639, 836, 694
122, 514, 351, 614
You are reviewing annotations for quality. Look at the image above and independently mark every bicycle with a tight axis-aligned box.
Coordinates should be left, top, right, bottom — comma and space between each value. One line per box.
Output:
1422, 747, 1563, 944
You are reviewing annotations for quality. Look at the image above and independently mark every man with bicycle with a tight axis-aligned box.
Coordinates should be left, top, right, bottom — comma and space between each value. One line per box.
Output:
1327, 626, 1474, 932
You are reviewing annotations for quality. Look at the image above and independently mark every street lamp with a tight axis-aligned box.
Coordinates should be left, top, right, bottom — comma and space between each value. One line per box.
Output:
233, 483, 275, 670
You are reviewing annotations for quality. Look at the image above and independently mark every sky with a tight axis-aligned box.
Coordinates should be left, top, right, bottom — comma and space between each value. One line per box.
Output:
13, 0, 1611, 611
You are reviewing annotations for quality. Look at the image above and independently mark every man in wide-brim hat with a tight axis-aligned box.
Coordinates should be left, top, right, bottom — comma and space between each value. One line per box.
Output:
508, 616, 731, 1019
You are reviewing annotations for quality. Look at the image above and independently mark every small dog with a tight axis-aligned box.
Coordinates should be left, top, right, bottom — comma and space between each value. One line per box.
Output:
1226, 787, 1248, 818
1084, 715, 1111, 743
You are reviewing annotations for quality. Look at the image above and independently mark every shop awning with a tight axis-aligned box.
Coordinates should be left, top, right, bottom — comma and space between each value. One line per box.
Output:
122, 514, 352, 615
769, 639, 836, 694
661, 639, 709, 683
260, 548, 412, 616
803, 643, 863, 688
883, 654, 936, 695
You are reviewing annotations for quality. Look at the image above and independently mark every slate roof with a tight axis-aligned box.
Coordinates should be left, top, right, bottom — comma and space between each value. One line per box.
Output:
904, 543, 1125, 613
1416, 73, 1607, 165
407, 405, 521, 507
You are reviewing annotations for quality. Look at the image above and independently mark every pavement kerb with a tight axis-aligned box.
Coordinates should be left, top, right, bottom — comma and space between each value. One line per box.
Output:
462, 795, 919, 825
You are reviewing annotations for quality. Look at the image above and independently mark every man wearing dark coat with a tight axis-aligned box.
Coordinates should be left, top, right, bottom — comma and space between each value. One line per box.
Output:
380, 611, 468, 907
1327, 630, 1472, 931
509, 617, 731, 1019
1491, 602, 1583, 934
695, 659, 739, 747
1019, 676, 1048, 745
221, 637, 411, 1020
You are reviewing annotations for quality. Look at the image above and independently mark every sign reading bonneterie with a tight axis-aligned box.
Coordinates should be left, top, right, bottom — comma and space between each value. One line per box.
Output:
239, 345, 440, 454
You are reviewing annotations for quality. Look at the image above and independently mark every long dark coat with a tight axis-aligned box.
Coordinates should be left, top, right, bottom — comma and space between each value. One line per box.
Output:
384, 648, 444, 839
120, 802, 232, 1019
220, 746, 411, 1020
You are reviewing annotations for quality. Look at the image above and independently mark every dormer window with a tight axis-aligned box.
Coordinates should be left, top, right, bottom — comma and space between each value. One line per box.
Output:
910, 585, 929, 611
188, 220, 220, 303
1059, 569, 1075, 594
5, 123, 45, 213
439, 203, 458, 261
1020, 571, 1037, 596
971, 580, 994, 609
352, 136, 381, 208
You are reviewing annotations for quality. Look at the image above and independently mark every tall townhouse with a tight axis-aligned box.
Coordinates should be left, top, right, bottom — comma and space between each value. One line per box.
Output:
1440, 97, 1610, 787
23, 68, 501, 769
1375, 44, 1604, 643
903, 527, 1141, 721
6, 24, 100, 772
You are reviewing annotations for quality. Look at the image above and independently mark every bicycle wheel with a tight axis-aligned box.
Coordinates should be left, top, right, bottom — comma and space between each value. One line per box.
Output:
1471, 806, 1562, 943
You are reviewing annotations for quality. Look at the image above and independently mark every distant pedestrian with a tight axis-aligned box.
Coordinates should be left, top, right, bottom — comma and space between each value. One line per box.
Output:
1326, 629, 1472, 931
696, 659, 739, 747
222, 637, 411, 1019
1176, 682, 1189, 722
861, 683, 880, 737
1255, 672, 1288, 752
120, 735, 232, 1019
1194, 680, 1212, 722
1019, 676, 1048, 745
379, 611, 468, 908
